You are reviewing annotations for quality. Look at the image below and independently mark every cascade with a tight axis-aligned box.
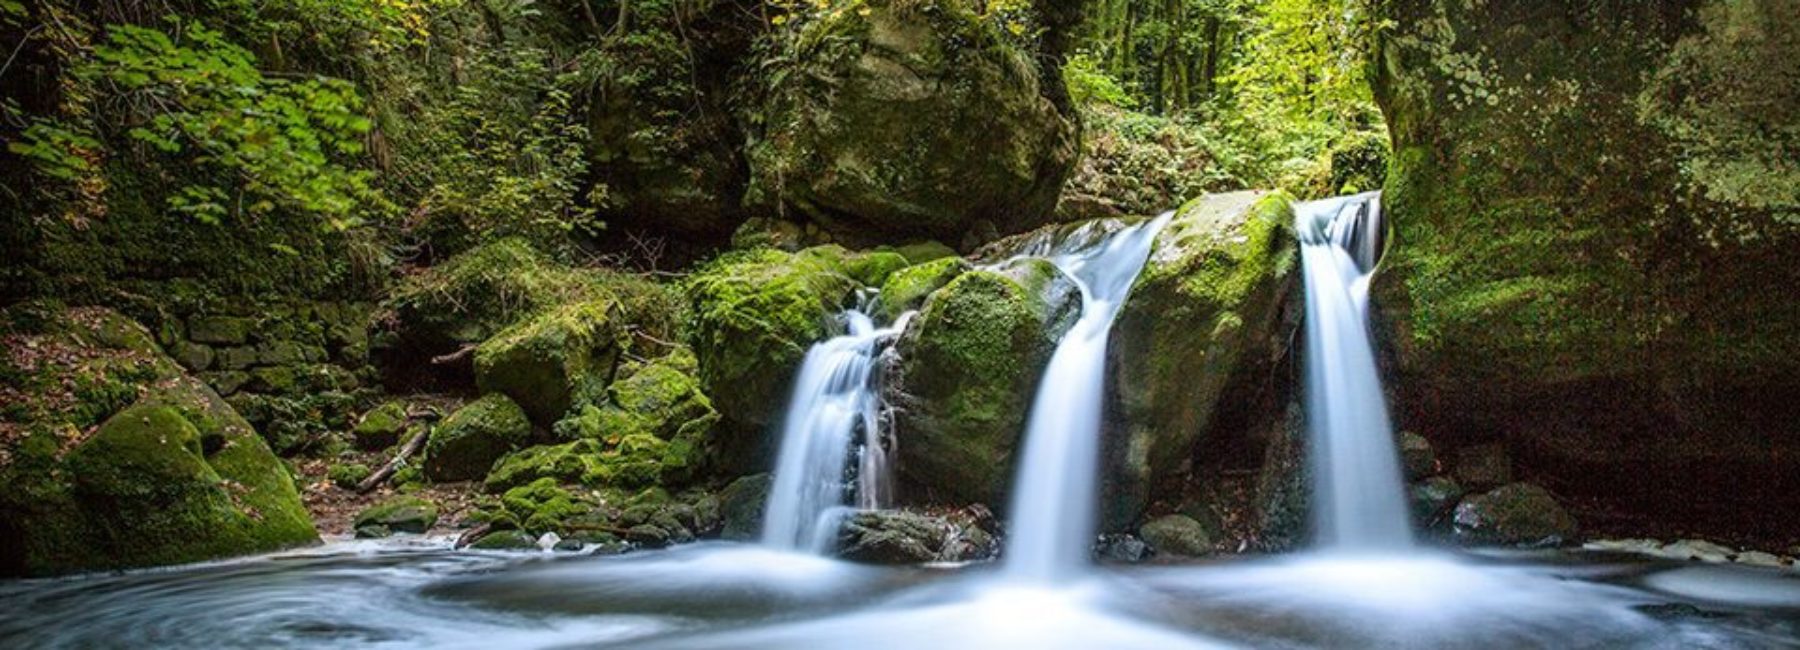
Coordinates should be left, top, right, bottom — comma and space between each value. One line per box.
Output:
759, 299, 911, 553
1295, 192, 1413, 552
1002, 214, 1172, 583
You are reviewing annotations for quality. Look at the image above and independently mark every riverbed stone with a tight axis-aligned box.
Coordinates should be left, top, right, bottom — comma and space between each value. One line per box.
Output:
424, 395, 532, 482
469, 529, 538, 550
354, 496, 439, 535
1139, 514, 1215, 557
1453, 482, 1578, 547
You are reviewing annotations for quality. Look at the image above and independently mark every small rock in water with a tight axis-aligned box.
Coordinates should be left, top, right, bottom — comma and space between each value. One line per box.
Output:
837, 510, 952, 564
1734, 551, 1784, 568
468, 530, 537, 550
1662, 539, 1738, 563
1138, 515, 1214, 558
536, 532, 562, 551
1408, 477, 1465, 528
1095, 534, 1152, 564
1452, 482, 1577, 547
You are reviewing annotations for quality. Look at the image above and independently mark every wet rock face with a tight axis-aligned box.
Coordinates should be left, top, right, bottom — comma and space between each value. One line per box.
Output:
834, 506, 999, 565
887, 261, 1079, 506
718, 474, 773, 542
1101, 191, 1299, 530
1372, 0, 1800, 539
746, 0, 1078, 243
1453, 482, 1578, 547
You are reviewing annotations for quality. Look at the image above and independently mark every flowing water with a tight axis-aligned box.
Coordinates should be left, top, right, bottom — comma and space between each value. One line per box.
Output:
1001, 213, 1171, 583
760, 302, 911, 552
1296, 192, 1412, 552
6, 205, 1800, 648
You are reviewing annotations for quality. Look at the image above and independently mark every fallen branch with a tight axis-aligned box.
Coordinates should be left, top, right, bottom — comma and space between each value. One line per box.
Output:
356, 428, 429, 494
431, 344, 477, 365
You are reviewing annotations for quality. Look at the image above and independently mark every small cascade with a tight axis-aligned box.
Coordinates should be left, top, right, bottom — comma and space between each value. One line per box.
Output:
1295, 192, 1413, 552
759, 298, 912, 553
1002, 213, 1173, 584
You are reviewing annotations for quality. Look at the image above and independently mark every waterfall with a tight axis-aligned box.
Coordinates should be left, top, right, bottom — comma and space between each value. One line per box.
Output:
760, 301, 912, 553
1295, 192, 1413, 552
1003, 213, 1172, 583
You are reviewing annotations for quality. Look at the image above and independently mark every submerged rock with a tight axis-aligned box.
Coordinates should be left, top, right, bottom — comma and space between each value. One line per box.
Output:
424, 395, 532, 482
746, 0, 1077, 243
888, 261, 1079, 505
1102, 191, 1299, 529
1453, 482, 1578, 547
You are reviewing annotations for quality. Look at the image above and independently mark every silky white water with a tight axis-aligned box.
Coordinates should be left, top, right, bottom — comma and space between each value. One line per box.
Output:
1295, 192, 1413, 551
759, 303, 912, 553
1003, 213, 1172, 583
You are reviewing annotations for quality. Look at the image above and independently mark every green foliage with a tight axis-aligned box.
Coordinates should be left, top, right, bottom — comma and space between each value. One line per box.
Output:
1063, 53, 1136, 108
12, 20, 386, 229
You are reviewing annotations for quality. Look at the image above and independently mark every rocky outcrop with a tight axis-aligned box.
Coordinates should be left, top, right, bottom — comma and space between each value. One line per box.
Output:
0, 305, 317, 576
1372, 0, 1800, 539
834, 507, 998, 565
1101, 191, 1300, 530
887, 260, 1079, 505
746, 0, 1079, 243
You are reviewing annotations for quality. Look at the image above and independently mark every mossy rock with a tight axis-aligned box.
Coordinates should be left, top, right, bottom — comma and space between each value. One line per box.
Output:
1452, 483, 1578, 547
353, 400, 409, 451
746, 0, 1078, 243
328, 462, 373, 489
1372, 0, 1800, 538
718, 473, 771, 541
0, 306, 317, 577
875, 257, 970, 322
1139, 514, 1215, 558
469, 529, 539, 550
888, 262, 1078, 505
549, 348, 720, 488
474, 300, 624, 426
485, 440, 603, 494
682, 247, 861, 457
354, 496, 439, 535
424, 395, 532, 482
500, 478, 595, 535
1102, 192, 1298, 530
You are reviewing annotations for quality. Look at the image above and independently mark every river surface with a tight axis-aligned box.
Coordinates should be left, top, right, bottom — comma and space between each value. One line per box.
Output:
2, 538, 1797, 649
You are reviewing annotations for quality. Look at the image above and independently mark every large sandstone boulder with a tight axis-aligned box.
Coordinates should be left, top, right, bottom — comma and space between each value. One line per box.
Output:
1371, 0, 1800, 539
1100, 191, 1300, 529
746, 0, 1079, 243
0, 306, 317, 576
888, 260, 1079, 505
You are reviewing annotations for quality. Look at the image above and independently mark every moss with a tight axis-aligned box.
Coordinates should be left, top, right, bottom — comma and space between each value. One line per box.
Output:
890, 266, 1069, 503
682, 247, 859, 444
499, 477, 596, 535
474, 300, 623, 426
746, 0, 1077, 241
353, 496, 439, 534
484, 440, 602, 493
423, 395, 531, 482
469, 529, 539, 549
328, 462, 372, 489
1103, 191, 1298, 528
353, 400, 409, 450
889, 241, 959, 264
875, 257, 971, 322
841, 250, 911, 287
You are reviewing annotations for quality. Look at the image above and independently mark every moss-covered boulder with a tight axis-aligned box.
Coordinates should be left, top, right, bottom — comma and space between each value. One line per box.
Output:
1101, 192, 1298, 529
549, 348, 719, 488
376, 239, 680, 391
888, 261, 1079, 504
746, 0, 1078, 243
352, 401, 409, 451
354, 496, 439, 537
328, 462, 372, 489
1139, 514, 1215, 558
875, 257, 971, 322
0, 306, 317, 576
718, 473, 772, 541
1452, 483, 1578, 547
484, 440, 602, 493
683, 247, 861, 457
1371, 0, 1800, 539
474, 301, 623, 426
423, 395, 531, 482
